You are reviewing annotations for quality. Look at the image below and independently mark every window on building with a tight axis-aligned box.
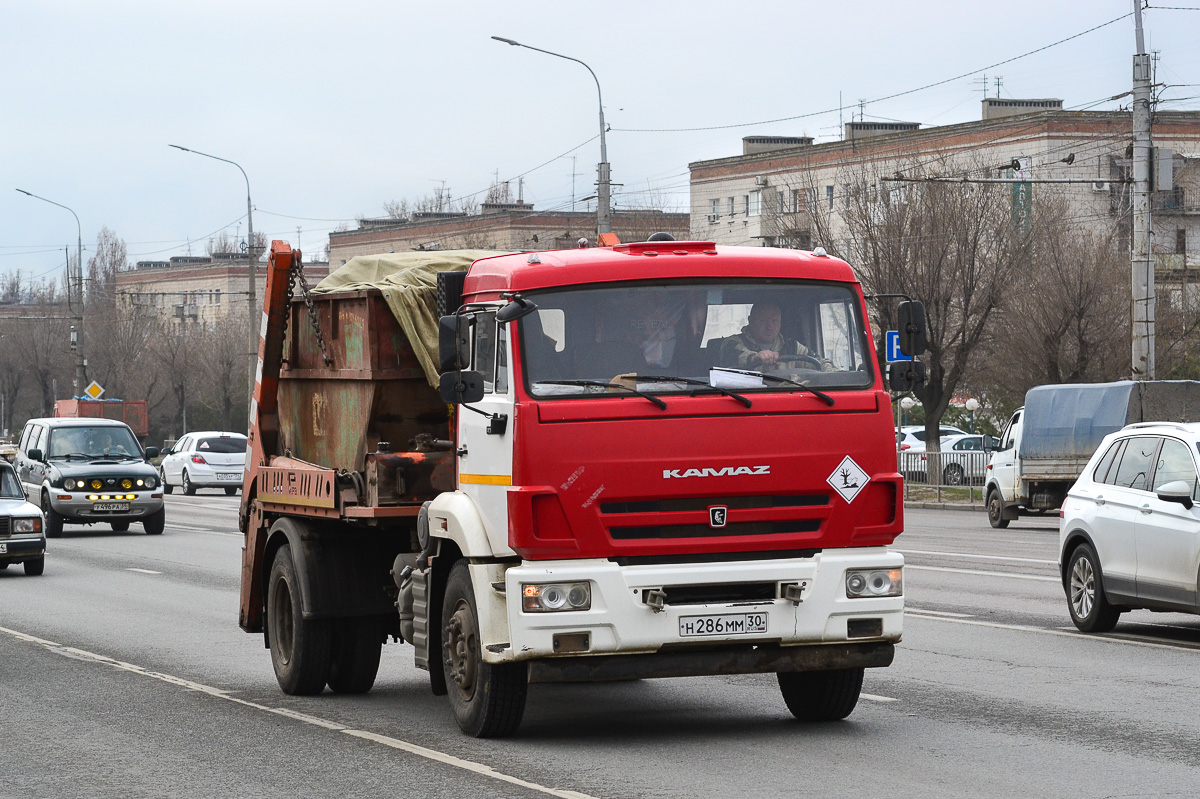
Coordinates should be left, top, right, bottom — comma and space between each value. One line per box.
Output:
826, 185, 835, 211
727, 197, 734, 216
215, 290, 221, 305
748, 191, 761, 216
791, 189, 802, 213
710, 198, 720, 220
1178, 229, 1187, 254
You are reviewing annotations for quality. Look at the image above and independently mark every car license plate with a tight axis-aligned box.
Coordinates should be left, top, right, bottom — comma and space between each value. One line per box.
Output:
678, 612, 768, 637
94, 502, 130, 512
0, 542, 6, 554
217, 473, 240, 481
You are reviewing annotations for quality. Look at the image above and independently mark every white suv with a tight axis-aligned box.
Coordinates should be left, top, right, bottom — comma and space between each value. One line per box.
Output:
1059, 422, 1200, 632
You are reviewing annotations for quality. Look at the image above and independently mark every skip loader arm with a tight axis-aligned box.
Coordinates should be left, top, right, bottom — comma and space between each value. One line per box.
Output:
238, 240, 301, 632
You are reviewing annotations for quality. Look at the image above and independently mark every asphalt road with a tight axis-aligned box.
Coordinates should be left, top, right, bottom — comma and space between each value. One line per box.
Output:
2, 497, 1199, 798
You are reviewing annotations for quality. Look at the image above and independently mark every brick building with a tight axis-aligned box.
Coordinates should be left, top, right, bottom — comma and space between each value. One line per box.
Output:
689, 104, 1200, 275
328, 204, 689, 267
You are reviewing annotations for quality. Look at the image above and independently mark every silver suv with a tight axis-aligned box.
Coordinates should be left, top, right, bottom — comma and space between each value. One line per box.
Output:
1060, 422, 1200, 631
15, 418, 163, 537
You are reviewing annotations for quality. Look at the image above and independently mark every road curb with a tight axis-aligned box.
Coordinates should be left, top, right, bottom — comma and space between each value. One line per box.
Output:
904, 501, 984, 513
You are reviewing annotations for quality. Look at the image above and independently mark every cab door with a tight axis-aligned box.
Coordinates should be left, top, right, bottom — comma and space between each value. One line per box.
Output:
991, 410, 1021, 501
456, 310, 516, 556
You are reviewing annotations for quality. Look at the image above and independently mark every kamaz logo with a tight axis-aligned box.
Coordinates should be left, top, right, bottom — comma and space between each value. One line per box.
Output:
662, 466, 770, 479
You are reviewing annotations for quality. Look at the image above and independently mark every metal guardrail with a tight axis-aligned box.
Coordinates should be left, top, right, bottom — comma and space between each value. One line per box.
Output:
898, 450, 988, 504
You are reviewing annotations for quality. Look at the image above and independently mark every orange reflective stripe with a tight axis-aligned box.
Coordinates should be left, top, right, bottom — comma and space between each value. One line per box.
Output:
459, 473, 512, 486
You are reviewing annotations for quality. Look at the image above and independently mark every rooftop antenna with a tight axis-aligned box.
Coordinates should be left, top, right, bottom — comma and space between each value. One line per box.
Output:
993, 76, 1004, 98
974, 74, 989, 98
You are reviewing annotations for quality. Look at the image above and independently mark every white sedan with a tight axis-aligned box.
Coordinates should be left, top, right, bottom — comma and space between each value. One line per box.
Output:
159, 431, 247, 496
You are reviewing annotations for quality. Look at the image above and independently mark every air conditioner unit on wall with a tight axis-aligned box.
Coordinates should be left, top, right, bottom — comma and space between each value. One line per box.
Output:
754, 176, 768, 187
1091, 181, 1110, 192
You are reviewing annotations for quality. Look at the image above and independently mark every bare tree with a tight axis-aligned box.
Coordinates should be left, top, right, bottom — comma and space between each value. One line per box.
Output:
195, 314, 249, 431
832, 157, 1027, 456
16, 283, 70, 416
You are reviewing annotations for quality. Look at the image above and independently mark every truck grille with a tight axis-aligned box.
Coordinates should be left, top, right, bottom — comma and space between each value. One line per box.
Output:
610, 519, 821, 539
600, 494, 828, 514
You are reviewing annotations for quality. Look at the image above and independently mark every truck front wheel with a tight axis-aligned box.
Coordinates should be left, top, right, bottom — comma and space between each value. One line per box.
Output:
441, 561, 527, 737
268, 544, 332, 695
327, 618, 383, 694
987, 489, 1009, 529
778, 667, 864, 721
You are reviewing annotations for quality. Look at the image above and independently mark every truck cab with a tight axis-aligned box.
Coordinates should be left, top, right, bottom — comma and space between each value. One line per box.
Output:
986, 407, 1023, 528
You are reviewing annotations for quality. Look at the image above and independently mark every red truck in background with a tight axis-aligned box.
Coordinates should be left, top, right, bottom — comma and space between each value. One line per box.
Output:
54, 399, 149, 438
239, 238, 925, 737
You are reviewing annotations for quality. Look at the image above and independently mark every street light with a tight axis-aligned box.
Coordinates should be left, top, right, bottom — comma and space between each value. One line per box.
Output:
900, 396, 916, 427
491, 36, 612, 238
169, 145, 257, 407
965, 397, 980, 434
16, 189, 87, 395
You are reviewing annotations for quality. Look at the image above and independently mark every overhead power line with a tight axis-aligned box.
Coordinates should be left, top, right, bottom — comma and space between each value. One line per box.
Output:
614, 12, 1134, 133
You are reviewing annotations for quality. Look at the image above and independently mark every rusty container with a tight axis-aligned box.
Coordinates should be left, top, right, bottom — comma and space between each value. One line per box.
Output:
276, 290, 449, 479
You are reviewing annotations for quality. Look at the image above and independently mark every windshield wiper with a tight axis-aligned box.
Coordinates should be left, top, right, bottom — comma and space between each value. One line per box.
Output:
50, 452, 91, 460
637, 375, 752, 408
753, 373, 835, 406
533, 379, 668, 410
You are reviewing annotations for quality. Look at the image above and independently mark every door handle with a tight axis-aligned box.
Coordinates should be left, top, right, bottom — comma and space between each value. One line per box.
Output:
1140, 504, 1153, 515
1094, 495, 1105, 505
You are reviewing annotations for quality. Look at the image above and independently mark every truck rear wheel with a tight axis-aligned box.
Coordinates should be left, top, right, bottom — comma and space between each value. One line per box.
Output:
268, 543, 332, 695
327, 618, 383, 694
778, 667, 864, 721
441, 561, 527, 737
986, 489, 1009, 529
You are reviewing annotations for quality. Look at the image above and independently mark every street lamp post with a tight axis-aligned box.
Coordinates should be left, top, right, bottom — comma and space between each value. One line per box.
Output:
492, 36, 612, 237
965, 397, 980, 434
169, 145, 257, 407
16, 189, 87, 395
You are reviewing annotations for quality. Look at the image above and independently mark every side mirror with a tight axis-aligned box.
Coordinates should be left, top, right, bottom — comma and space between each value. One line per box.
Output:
144, 446, 160, 460
497, 297, 538, 324
888, 360, 926, 392
28, 448, 42, 462
1156, 480, 1194, 510
439, 371, 485, 405
982, 436, 993, 454
897, 301, 927, 356
438, 314, 471, 372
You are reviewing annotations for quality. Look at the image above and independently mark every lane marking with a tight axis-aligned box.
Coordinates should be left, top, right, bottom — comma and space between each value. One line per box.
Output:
905, 613, 1200, 652
0, 625, 597, 799
905, 564, 1059, 583
860, 693, 898, 702
904, 607, 974, 618
896, 549, 1056, 566
125, 568, 161, 574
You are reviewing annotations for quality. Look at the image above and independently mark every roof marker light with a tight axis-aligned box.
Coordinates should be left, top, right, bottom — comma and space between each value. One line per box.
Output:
813, 247, 829, 257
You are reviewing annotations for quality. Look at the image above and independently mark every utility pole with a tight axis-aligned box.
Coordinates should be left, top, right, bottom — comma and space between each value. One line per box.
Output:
1131, 1, 1155, 379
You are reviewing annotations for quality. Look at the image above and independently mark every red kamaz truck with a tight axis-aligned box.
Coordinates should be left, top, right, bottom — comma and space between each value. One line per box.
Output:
240, 238, 923, 737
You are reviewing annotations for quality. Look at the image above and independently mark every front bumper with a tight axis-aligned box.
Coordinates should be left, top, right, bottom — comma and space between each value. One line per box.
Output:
0, 535, 46, 563
49, 492, 164, 523
477, 548, 904, 668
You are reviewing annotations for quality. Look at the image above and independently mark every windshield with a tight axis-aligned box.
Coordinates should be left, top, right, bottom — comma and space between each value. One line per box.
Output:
519, 281, 873, 397
48, 426, 141, 459
0, 466, 20, 498
198, 436, 247, 454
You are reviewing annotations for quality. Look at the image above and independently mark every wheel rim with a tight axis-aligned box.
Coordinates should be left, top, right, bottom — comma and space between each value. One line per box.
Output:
271, 576, 295, 665
945, 465, 963, 485
1070, 555, 1096, 620
183, 473, 190, 491
445, 599, 478, 700
988, 493, 1000, 520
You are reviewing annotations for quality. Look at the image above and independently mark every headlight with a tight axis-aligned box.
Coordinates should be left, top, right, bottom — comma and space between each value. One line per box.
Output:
90, 479, 103, 490
522, 582, 591, 612
64, 479, 78, 490
142, 476, 156, 489
121, 478, 133, 490
846, 569, 903, 598
13, 517, 41, 534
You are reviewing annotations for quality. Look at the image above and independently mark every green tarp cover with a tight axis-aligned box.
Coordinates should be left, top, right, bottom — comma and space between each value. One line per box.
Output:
312, 250, 505, 387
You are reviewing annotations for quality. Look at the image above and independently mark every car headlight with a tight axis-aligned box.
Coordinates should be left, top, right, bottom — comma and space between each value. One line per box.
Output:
846, 569, 903, 598
522, 582, 591, 612
64, 479, 78, 490
13, 517, 42, 534
90, 479, 103, 491
121, 478, 133, 490
140, 476, 156, 489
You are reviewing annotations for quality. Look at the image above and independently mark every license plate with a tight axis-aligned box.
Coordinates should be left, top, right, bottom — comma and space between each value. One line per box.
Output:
678, 612, 768, 637
0, 542, 6, 554
93, 502, 130, 512
216, 473, 241, 481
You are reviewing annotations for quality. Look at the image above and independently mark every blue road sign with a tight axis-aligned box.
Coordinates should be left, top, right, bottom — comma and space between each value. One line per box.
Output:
886, 331, 913, 362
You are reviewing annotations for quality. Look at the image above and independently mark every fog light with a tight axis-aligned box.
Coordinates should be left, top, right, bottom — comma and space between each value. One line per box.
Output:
522, 582, 591, 612
121, 479, 132, 490
846, 569, 902, 598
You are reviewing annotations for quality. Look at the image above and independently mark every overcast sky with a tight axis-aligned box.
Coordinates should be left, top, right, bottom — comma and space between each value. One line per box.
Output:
2, 1, 1196, 282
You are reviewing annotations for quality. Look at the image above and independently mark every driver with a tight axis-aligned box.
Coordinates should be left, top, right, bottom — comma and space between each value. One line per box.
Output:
92, 430, 129, 455
719, 302, 833, 371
